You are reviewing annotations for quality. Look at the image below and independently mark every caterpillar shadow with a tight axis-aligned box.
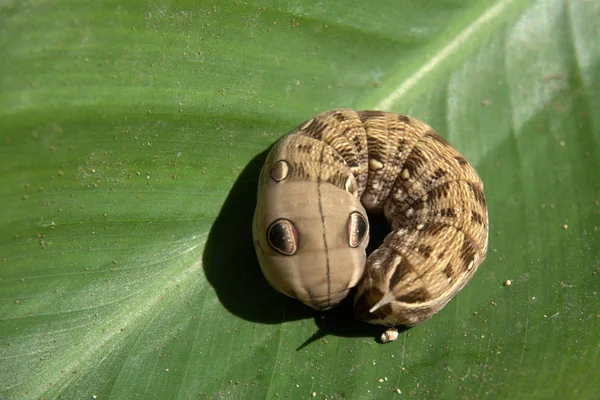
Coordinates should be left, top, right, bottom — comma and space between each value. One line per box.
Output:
202, 150, 313, 324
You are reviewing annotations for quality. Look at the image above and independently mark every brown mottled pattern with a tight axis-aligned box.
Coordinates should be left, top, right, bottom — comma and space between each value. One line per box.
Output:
294, 110, 369, 191
255, 108, 489, 328
356, 111, 429, 211
260, 134, 357, 196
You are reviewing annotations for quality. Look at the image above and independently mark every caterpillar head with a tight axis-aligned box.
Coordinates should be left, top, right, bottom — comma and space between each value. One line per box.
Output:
253, 172, 369, 311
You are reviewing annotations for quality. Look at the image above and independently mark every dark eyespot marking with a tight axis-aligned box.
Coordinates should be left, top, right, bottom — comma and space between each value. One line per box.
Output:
348, 211, 368, 248
397, 287, 430, 303
267, 219, 299, 256
270, 160, 290, 182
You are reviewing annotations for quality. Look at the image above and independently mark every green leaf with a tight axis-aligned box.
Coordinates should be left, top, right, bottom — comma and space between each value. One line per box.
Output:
1, 0, 599, 398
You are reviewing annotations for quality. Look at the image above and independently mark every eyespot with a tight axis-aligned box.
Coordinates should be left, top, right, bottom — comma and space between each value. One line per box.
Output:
267, 218, 299, 255
347, 211, 368, 248
270, 160, 290, 182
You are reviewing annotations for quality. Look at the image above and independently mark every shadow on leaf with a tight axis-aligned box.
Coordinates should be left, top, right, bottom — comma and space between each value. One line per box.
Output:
203, 150, 314, 324
297, 294, 411, 349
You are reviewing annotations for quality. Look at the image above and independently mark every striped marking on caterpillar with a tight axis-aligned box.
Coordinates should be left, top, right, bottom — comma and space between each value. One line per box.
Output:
252, 109, 488, 328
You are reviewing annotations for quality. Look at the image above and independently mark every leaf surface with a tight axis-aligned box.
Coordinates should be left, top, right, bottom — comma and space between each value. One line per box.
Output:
1, 0, 599, 398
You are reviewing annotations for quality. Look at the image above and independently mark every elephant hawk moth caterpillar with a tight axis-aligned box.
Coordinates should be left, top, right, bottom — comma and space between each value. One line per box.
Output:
252, 109, 488, 330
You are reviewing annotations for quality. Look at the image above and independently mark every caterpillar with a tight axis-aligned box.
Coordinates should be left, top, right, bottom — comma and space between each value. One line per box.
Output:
252, 109, 488, 328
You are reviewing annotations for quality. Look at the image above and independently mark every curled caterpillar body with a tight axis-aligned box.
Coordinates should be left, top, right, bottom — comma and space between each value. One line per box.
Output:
252, 109, 488, 326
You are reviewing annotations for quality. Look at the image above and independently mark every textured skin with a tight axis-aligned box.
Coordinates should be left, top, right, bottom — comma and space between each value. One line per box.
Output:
253, 109, 488, 326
